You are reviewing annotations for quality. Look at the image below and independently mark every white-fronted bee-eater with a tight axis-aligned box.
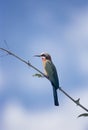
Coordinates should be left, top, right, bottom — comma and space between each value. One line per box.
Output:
35, 53, 59, 106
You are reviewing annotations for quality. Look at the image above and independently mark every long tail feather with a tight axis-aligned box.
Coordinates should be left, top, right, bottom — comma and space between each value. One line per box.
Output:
52, 86, 59, 106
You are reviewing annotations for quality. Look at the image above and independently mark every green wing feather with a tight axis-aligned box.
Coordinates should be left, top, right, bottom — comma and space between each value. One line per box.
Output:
45, 60, 59, 89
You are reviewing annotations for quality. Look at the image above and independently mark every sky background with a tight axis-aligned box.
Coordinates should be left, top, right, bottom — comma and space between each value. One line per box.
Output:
0, 0, 88, 130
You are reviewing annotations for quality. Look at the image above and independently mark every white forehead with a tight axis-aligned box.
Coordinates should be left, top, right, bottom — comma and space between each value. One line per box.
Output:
41, 52, 46, 55
41, 52, 50, 56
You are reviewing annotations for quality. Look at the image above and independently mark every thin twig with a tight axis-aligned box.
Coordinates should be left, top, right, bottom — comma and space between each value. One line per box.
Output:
0, 47, 88, 112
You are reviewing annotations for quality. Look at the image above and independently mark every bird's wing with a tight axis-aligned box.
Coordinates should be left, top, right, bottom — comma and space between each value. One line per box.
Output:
45, 60, 59, 89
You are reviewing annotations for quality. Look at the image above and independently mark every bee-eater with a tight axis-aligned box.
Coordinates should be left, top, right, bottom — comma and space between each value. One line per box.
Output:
35, 53, 59, 106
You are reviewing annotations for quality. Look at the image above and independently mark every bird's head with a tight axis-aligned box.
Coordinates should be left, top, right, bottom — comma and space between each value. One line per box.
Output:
35, 52, 52, 61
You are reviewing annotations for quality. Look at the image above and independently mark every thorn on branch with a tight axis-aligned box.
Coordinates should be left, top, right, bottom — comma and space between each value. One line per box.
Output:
8, 51, 12, 55
28, 60, 31, 66
75, 98, 80, 105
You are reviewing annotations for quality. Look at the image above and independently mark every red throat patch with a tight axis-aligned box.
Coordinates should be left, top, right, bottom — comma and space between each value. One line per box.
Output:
42, 57, 46, 61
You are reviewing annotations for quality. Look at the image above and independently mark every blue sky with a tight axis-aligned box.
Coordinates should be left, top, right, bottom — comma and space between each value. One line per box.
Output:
0, 0, 88, 130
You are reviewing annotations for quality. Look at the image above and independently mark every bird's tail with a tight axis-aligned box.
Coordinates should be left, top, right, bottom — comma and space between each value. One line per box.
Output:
52, 87, 59, 106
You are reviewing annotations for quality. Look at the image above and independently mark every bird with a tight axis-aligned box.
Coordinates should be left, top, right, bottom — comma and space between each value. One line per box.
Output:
35, 52, 59, 106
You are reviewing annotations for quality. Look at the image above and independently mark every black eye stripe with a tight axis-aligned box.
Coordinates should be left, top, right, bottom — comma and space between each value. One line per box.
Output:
41, 54, 46, 57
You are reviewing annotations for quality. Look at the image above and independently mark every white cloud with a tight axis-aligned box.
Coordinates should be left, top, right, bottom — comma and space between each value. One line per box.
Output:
63, 7, 88, 74
77, 50, 88, 73
2, 88, 88, 130
0, 68, 5, 90
64, 7, 88, 45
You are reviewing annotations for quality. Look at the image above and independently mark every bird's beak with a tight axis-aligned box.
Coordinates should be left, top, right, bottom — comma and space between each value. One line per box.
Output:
34, 54, 41, 57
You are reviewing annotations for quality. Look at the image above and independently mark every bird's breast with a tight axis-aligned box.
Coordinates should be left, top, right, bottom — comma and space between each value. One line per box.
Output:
42, 60, 48, 75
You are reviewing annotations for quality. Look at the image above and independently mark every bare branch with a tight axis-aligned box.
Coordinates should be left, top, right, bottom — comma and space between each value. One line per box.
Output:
0, 48, 48, 79
0, 47, 88, 112
59, 87, 88, 112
